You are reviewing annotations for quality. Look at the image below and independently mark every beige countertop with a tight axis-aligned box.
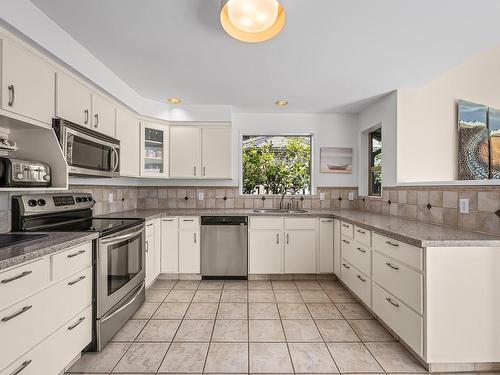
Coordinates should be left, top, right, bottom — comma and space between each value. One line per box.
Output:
97, 209, 500, 248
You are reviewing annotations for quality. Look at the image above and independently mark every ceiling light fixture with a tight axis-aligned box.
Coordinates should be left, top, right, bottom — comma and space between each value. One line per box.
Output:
275, 99, 288, 106
167, 98, 182, 104
220, 0, 285, 43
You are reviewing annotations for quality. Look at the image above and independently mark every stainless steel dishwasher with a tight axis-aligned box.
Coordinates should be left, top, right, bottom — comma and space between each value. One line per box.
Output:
201, 216, 248, 279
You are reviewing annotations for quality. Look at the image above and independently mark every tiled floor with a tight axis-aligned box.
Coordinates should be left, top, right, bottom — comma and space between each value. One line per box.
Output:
67, 278, 429, 374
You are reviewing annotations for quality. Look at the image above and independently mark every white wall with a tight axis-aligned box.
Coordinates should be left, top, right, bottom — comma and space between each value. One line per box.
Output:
357, 92, 397, 195
398, 44, 500, 184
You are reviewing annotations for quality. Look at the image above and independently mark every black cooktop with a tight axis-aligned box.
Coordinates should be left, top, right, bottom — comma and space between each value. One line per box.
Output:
0, 233, 48, 248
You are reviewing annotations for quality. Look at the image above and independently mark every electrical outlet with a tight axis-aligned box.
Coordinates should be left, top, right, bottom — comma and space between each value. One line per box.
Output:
459, 198, 469, 214
198, 191, 204, 201
319, 192, 325, 201
348, 192, 354, 201
108, 192, 114, 203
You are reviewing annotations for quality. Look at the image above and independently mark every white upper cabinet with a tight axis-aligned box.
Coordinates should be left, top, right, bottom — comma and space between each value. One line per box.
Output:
91, 92, 116, 137
141, 122, 169, 178
169, 126, 201, 178
115, 108, 140, 177
1, 38, 55, 125
202, 126, 232, 179
56, 71, 92, 127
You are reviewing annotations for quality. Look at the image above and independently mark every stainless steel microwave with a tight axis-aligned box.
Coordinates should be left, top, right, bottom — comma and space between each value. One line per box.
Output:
53, 118, 120, 177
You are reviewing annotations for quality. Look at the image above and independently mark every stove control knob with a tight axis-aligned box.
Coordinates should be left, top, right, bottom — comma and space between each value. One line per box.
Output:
43, 174, 51, 181
37, 199, 46, 206
16, 173, 24, 180
76, 197, 82, 203
28, 199, 37, 207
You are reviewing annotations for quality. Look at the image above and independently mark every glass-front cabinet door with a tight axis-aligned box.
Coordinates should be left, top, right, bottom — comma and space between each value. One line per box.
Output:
140, 122, 169, 177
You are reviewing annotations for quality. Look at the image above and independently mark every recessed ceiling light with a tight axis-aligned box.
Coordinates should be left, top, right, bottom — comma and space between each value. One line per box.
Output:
220, 0, 286, 43
167, 98, 182, 104
275, 99, 288, 106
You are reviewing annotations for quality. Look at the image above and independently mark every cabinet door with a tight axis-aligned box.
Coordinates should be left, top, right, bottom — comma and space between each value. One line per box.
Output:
56, 71, 92, 127
141, 122, 169, 177
161, 217, 179, 273
202, 127, 232, 179
249, 230, 283, 274
319, 218, 334, 273
91, 92, 116, 137
179, 230, 200, 274
169, 126, 200, 178
285, 230, 317, 273
333, 219, 341, 276
154, 218, 161, 278
1, 38, 55, 125
145, 233, 156, 287
116, 108, 140, 177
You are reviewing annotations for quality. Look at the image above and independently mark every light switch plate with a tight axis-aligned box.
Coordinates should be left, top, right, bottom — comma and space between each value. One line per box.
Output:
459, 198, 469, 214
348, 192, 354, 201
319, 192, 325, 201
198, 192, 204, 201
108, 193, 114, 203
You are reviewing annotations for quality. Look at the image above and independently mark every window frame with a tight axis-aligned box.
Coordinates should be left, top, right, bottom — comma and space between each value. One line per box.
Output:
368, 128, 382, 196
239, 132, 314, 196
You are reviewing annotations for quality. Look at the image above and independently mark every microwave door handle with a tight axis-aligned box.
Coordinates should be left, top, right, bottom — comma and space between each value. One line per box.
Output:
111, 148, 119, 172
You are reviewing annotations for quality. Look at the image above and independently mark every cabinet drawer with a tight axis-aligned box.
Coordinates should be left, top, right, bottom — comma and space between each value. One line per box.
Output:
0, 258, 50, 311
284, 218, 317, 230
249, 217, 283, 230
343, 240, 371, 277
372, 233, 422, 270
51, 242, 92, 281
340, 260, 371, 307
145, 220, 156, 236
340, 221, 354, 238
1, 305, 92, 375
372, 252, 422, 313
179, 217, 200, 230
354, 225, 371, 247
372, 283, 423, 356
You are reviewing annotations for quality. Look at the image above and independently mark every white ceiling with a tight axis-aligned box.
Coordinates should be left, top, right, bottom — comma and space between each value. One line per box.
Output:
29, 0, 500, 113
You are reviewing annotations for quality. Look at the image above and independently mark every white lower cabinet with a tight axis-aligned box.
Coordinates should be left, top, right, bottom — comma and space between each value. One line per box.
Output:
145, 219, 161, 287
319, 218, 334, 273
249, 230, 283, 274
160, 217, 200, 274
0, 242, 92, 374
284, 229, 317, 273
333, 219, 341, 276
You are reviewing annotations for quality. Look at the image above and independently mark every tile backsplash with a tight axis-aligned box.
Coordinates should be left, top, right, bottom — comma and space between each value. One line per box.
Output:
358, 186, 500, 235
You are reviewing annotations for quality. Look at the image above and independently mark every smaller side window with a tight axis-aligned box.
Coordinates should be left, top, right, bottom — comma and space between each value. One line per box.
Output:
369, 128, 382, 196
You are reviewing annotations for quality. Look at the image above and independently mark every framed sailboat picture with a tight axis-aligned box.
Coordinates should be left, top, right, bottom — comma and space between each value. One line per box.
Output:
320, 147, 352, 174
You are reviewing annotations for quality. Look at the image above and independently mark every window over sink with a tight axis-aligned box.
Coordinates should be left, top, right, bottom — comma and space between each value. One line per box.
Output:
241, 134, 312, 195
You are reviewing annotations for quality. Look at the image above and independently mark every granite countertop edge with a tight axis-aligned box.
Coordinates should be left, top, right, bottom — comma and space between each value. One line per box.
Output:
97, 209, 500, 248
0, 232, 99, 271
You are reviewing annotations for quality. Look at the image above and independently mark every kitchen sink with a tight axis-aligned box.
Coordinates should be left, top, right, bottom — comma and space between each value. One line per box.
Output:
252, 209, 308, 214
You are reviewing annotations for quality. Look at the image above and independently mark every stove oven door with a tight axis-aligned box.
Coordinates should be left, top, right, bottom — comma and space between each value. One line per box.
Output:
97, 224, 145, 317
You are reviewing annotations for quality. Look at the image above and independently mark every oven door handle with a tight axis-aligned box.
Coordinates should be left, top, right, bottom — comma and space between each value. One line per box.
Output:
100, 283, 145, 324
100, 225, 144, 244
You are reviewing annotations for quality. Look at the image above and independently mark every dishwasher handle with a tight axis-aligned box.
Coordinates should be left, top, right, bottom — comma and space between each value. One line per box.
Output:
201, 216, 248, 225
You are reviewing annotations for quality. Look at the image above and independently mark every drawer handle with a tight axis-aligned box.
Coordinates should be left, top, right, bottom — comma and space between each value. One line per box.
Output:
356, 229, 366, 234
68, 316, 86, 331
356, 274, 366, 282
147, 223, 154, 227
342, 239, 350, 244
68, 275, 86, 285
10, 360, 31, 375
342, 224, 350, 228
356, 247, 366, 253
1, 270, 32, 284
385, 262, 399, 270
183, 219, 195, 222
321, 219, 333, 222
342, 263, 350, 269
163, 219, 174, 222
385, 241, 399, 247
67, 249, 86, 258
386, 297, 400, 308
1, 305, 32, 322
